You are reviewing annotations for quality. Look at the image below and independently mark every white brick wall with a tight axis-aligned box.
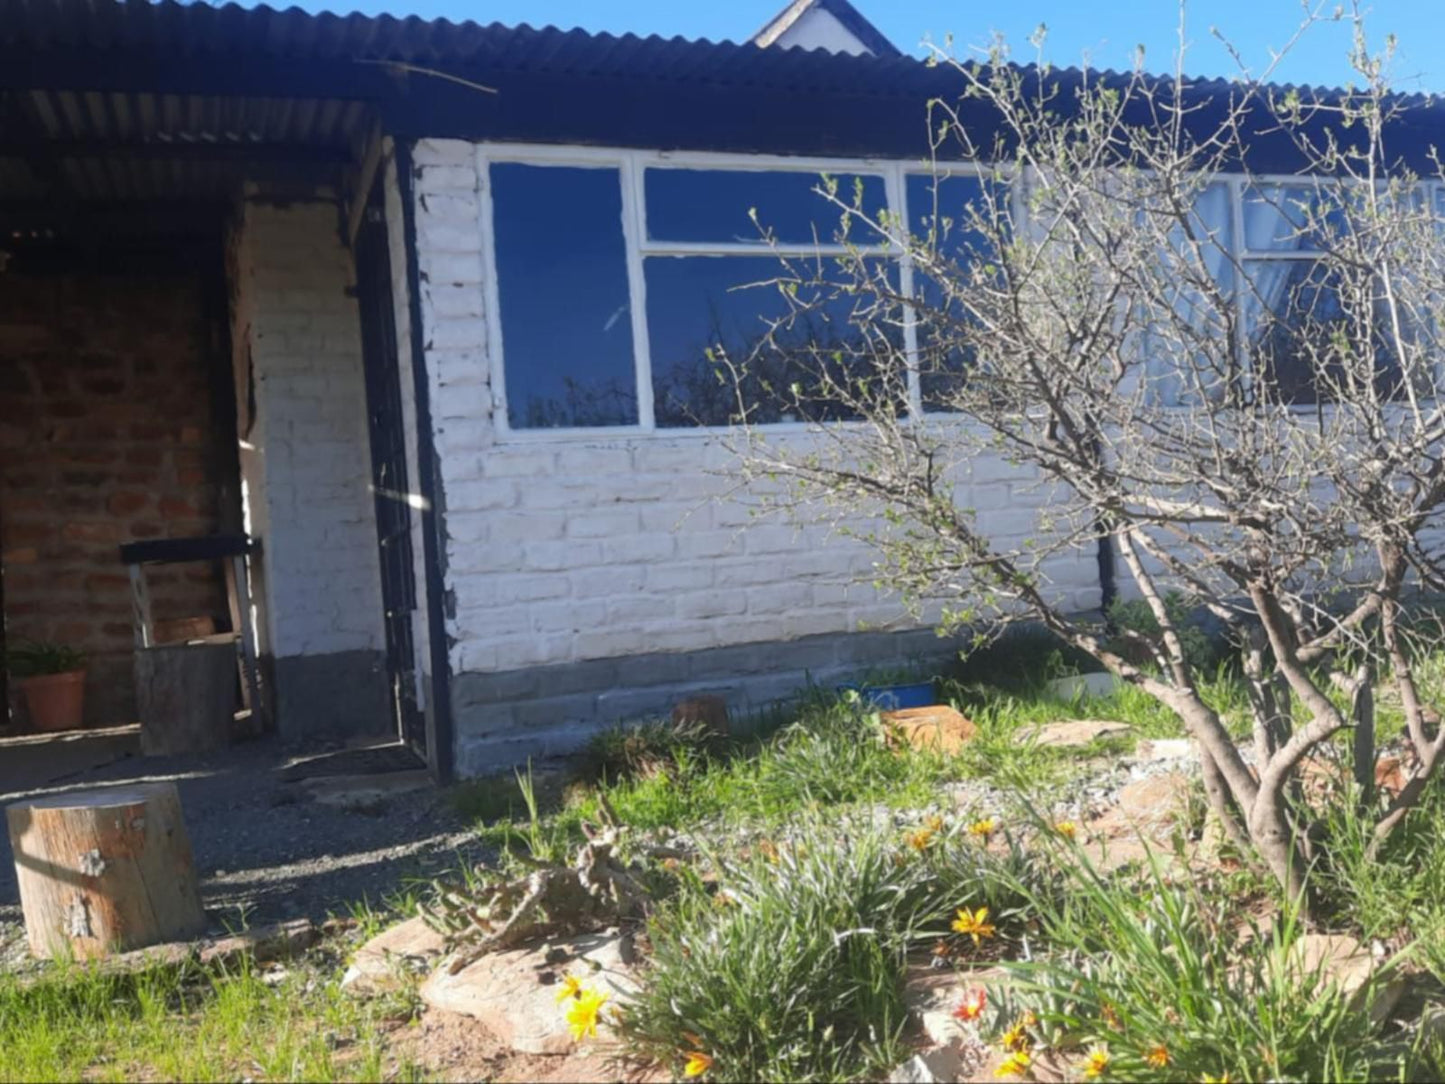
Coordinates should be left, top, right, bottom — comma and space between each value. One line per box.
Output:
230, 198, 385, 660
408, 139, 1101, 682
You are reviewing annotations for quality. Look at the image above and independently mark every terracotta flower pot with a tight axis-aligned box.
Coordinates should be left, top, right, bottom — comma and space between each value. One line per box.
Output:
20, 669, 86, 732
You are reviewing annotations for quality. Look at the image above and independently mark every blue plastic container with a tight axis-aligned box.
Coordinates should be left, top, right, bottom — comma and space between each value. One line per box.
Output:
837, 681, 936, 710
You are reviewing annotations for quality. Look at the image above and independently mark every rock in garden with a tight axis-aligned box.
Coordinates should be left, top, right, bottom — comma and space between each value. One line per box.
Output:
672, 695, 730, 737
901, 965, 1005, 1052
419, 930, 640, 1055
1292, 933, 1407, 1027
302, 769, 433, 811
342, 915, 447, 995
1134, 738, 1193, 762
1020, 719, 1131, 748
881, 707, 977, 755
888, 1046, 969, 1084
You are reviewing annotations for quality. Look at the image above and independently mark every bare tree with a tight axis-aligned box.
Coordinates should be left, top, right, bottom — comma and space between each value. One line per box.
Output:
719, 5, 1445, 912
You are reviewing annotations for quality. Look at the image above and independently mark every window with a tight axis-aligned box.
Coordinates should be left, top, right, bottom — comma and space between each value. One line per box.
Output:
1239, 184, 1402, 403
647, 256, 902, 426
906, 172, 1001, 411
481, 147, 1429, 434
490, 164, 637, 429
644, 169, 887, 245
484, 151, 918, 432
1144, 181, 1237, 406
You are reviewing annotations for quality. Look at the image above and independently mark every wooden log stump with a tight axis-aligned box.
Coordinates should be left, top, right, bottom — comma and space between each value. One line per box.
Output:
135, 641, 235, 756
5, 782, 206, 959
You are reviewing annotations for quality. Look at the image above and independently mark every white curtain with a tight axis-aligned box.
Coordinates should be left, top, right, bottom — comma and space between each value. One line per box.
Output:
1145, 182, 1235, 405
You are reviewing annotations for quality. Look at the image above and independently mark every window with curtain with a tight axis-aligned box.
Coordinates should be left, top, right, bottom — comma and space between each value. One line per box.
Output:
1145, 181, 1237, 406
1240, 184, 1402, 403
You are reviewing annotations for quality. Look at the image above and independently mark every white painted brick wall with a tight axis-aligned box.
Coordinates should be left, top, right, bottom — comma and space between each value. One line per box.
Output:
408, 139, 1101, 681
230, 198, 385, 660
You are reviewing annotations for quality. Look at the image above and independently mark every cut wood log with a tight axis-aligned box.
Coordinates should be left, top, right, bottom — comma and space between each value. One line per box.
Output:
135, 641, 235, 756
6, 782, 206, 959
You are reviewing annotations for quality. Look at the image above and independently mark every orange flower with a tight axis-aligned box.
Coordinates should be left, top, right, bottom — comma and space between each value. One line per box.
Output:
952, 906, 997, 945
1145, 1044, 1171, 1069
682, 1049, 714, 1078
1054, 820, 1078, 840
952, 986, 988, 1022
905, 827, 937, 851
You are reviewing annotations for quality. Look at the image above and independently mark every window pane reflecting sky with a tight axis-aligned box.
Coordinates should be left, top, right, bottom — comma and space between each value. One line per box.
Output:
492, 163, 638, 428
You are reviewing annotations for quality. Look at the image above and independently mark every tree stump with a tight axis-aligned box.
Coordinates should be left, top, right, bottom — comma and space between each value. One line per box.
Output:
5, 782, 206, 959
135, 641, 235, 756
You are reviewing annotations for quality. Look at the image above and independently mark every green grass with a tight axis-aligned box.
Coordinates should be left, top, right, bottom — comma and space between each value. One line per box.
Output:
451, 665, 1248, 862
460, 695, 976, 859
619, 813, 1038, 1083
0, 952, 421, 1083
990, 830, 1415, 1082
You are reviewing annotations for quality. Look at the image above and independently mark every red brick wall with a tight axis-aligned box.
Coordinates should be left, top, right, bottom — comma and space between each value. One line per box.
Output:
0, 270, 237, 729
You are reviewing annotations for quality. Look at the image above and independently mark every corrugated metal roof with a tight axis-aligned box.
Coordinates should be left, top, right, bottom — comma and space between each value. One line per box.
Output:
0, 0, 951, 96
2, 0, 1443, 209
4, 0, 1439, 107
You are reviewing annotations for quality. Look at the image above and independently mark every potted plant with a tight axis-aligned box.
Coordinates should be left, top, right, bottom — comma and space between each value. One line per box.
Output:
6, 641, 87, 732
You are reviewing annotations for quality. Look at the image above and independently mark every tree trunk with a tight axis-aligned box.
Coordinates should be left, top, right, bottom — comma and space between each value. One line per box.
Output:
135, 641, 236, 756
5, 782, 206, 958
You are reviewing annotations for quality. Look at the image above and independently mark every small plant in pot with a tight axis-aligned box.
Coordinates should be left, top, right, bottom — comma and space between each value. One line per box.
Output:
6, 641, 87, 732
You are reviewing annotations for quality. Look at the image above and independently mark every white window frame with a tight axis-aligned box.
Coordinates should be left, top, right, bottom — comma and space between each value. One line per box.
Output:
476, 143, 1002, 440
475, 145, 1436, 440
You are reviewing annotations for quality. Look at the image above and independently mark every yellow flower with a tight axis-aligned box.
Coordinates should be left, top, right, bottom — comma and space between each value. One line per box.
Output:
566, 989, 609, 1042
952, 906, 997, 945
554, 973, 584, 1004
1083, 1046, 1110, 1079
968, 817, 998, 840
999, 1017, 1031, 1053
1200, 1075, 1230, 1084
905, 826, 937, 851
1145, 1044, 1171, 1069
682, 1049, 714, 1078
996, 1049, 1031, 1078
1054, 820, 1078, 840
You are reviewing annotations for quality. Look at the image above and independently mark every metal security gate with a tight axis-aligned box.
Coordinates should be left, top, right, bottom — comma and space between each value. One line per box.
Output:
355, 185, 427, 762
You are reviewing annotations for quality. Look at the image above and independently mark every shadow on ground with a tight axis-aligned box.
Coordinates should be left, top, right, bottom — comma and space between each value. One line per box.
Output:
0, 728, 492, 933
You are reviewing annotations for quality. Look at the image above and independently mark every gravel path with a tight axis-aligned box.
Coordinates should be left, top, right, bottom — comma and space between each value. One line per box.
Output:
0, 734, 493, 965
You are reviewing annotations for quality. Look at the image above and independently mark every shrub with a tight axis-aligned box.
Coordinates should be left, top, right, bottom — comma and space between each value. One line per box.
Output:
620, 814, 1037, 1082
991, 837, 1408, 1082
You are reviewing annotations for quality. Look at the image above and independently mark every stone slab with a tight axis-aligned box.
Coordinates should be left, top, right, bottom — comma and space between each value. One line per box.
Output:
303, 769, 434, 810
342, 915, 447, 995
420, 930, 641, 1055
1021, 719, 1131, 749
882, 707, 978, 756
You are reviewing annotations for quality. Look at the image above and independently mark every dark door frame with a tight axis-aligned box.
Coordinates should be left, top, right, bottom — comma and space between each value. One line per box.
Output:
355, 181, 429, 765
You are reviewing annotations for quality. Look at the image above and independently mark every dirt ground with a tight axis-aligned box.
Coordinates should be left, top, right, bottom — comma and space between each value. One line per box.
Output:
385, 1008, 665, 1083
0, 726, 493, 959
